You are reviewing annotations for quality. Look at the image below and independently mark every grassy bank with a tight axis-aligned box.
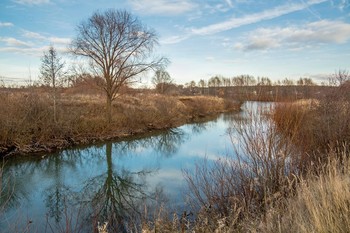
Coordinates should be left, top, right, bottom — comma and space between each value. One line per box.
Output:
0, 89, 241, 157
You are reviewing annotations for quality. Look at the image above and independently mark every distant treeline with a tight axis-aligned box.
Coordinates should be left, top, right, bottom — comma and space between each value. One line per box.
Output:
153, 73, 346, 101
2, 71, 348, 102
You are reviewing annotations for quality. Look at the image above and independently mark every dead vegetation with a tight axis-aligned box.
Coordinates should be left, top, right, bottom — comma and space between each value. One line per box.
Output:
0, 89, 240, 157
2, 81, 349, 232
140, 83, 350, 233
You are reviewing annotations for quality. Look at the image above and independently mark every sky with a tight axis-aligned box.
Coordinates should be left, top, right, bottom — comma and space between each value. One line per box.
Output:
0, 0, 350, 86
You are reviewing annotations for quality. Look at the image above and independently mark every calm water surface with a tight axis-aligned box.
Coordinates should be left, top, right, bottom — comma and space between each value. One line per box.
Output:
0, 102, 272, 232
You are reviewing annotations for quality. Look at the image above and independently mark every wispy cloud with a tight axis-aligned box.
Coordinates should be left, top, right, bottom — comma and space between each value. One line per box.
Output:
0, 37, 32, 47
191, 0, 327, 35
0, 45, 68, 56
12, 0, 50, 5
22, 30, 46, 40
22, 30, 71, 45
0, 29, 71, 57
331, 0, 350, 11
160, 35, 190, 44
129, 0, 196, 15
162, 0, 327, 44
235, 20, 350, 51
49, 37, 71, 45
0, 22, 14, 27
225, 0, 233, 8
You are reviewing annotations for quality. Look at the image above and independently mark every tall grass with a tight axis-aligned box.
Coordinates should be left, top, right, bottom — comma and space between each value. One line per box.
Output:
259, 145, 350, 233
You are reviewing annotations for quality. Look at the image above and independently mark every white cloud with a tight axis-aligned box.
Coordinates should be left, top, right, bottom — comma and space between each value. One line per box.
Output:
1, 29, 70, 57
204, 2, 232, 14
13, 0, 50, 5
191, 0, 327, 35
244, 38, 278, 51
331, 0, 350, 11
22, 30, 46, 40
164, 0, 327, 44
160, 34, 190, 44
22, 30, 71, 45
48, 37, 71, 45
0, 22, 14, 27
0, 45, 68, 56
129, 0, 196, 15
235, 20, 350, 51
225, 0, 233, 8
0, 37, 32, 47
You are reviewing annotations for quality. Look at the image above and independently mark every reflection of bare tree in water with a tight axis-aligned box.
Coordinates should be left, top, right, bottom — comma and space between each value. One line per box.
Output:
81, 142, 158, 232
43, 155, 75, 224
191, 122, 210, 135
0, 161, 32, 215
151, 128, 187, 157
106, 128, 187, 158
0, 161, 10, 215
1, 126, 188, 232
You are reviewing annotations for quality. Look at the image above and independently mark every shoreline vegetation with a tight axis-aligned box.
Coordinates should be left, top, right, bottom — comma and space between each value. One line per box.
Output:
0, 89, 241, 158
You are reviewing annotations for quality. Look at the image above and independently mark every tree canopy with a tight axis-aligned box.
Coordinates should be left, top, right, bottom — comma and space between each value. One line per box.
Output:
71, 9, 166, 122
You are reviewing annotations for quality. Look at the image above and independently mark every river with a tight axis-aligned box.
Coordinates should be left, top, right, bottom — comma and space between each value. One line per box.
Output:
0, 102, 273, 232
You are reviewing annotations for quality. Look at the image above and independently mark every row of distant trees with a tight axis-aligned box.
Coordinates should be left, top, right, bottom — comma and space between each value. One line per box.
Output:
149, 70, 350, 96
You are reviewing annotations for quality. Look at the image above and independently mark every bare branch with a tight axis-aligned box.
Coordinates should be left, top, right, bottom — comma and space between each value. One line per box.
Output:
70, 9, 167, 122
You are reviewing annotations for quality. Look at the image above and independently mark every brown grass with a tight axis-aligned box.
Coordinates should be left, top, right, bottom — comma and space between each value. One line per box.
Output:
258, 146, 350, 233
0, 90, 241, 157
273, 84, 350, 165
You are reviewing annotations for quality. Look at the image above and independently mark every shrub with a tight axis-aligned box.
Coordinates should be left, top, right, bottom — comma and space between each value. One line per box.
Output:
183, 104, 300, 232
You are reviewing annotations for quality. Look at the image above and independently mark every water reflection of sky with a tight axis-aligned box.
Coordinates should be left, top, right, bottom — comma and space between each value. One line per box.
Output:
2, 104, 265, 232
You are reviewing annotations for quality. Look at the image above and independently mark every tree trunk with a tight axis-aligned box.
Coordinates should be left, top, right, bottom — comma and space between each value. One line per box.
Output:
53, 86, 57, 123
106, 96, 112, 123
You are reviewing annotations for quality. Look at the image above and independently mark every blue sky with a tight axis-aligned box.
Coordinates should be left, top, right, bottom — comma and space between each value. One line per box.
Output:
0, 0, 349, 86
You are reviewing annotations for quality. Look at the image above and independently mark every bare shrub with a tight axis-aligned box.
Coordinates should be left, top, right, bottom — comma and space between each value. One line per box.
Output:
184, 103, 300, 231
273, 83, 350, 161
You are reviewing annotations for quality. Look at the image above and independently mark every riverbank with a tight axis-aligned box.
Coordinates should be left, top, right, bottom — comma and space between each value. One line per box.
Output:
0, 91, 241, 157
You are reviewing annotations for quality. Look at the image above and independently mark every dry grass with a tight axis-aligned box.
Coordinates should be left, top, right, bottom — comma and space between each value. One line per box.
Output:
0, 90, 240, 157
273, 84, 350, 165
258, 146, 350, 233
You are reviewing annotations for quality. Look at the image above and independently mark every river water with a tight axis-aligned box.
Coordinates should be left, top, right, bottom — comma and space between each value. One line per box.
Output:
0, 102, 272, 232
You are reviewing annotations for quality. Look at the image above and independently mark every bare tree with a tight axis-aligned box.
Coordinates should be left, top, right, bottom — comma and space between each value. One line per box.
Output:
282, 78, 294, 86
331, 69, 350, 86
198, 79, 206, 95
152, 69, 173, 94
70, 9, 166, 123
297, 77, 316, 86
39, 46, 65, 123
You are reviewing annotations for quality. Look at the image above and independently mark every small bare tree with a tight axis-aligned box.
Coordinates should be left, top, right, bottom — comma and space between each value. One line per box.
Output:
331, 69, 350, 86
152, 69, 173, 94
71, 9, 166, 123
39, 46, 65, 123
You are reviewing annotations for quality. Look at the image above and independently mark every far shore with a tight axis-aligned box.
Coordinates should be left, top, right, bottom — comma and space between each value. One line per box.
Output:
0, 91, 242, 158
